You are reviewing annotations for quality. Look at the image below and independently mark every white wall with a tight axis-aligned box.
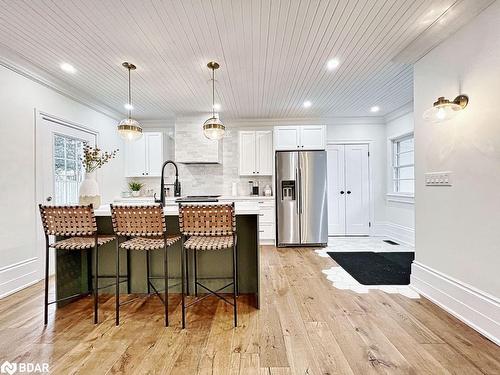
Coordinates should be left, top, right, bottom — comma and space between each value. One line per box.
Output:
0, 65, 124, 298
413, 1, 500, 343
326, 120, 387, 229
384, 111, 415, 245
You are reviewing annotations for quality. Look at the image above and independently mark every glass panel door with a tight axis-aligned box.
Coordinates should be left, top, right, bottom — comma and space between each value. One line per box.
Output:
53, 134, 85, 205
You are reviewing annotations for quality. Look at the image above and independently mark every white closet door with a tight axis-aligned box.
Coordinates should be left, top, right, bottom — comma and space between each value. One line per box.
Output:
345, 144, 370, 235
327, 145, 346, 235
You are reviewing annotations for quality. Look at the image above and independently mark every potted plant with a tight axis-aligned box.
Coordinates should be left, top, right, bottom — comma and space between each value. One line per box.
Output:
79, 143, 118, 207
128, 181, 144, 197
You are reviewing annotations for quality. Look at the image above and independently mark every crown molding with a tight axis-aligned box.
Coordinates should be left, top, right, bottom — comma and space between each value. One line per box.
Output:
225, 116, 385, 127
384, 102, 414, 123
0, 45, 123, 120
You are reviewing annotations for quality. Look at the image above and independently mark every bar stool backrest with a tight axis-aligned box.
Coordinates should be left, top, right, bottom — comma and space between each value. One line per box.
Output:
178, 203, 236, 236
110, 204, 166, 237
38, 204, 97, 236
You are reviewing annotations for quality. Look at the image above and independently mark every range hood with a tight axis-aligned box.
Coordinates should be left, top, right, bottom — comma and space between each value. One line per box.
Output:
175, 116, 223, 164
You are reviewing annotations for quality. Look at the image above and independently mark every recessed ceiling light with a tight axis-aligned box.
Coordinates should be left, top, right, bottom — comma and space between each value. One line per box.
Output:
124, 103, 134, 110
303, 101, 312, 108
370, 106, 380, 113
213, 103, 221, 111
327, 58, 340, 70
60, 62, 76, 74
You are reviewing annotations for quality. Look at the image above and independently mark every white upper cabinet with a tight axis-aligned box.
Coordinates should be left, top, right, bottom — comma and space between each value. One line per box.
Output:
239, 130, 273, 176
300, 126, 326, 149
125, 132, 164, 177
274, 125, 326, 150
256, 130, 273, 175
274, 126, 300, 150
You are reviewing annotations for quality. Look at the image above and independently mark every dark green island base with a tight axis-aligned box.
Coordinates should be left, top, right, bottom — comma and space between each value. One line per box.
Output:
55, 214, 260, 309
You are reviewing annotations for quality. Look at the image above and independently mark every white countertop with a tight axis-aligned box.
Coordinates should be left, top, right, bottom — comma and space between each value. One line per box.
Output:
94, 200, 261, 216
114, 195, 274, 203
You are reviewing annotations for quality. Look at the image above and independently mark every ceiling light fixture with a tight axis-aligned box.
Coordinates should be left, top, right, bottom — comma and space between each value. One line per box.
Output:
423, 95, 469, 123
203, 61, 225, 140
327, 58, 340, 70
303, 100, 312, 108
60, 62, 76, 73
117, 62, 143, 142
370, 106, 380, 113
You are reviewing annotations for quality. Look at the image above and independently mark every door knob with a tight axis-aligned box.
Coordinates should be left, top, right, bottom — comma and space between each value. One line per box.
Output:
347, 191, 351, 194
46, 196, 52, 202
340, 191, 345, 194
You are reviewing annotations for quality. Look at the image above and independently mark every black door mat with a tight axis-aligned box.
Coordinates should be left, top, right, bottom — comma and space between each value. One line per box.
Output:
327, 252, 415, 285
383, 239, 400, 245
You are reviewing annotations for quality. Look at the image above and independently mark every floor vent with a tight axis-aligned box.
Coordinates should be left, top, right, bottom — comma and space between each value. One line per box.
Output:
383, 239, 400, 245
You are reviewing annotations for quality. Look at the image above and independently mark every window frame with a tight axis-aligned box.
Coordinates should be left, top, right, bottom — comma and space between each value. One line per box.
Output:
391, 132, 415, 196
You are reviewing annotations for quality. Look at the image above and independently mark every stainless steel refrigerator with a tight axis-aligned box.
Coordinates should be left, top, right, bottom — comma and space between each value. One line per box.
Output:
276, 150, 328, 247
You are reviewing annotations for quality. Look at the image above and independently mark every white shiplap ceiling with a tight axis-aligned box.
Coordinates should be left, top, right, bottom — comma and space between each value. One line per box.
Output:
0, 0, 490, 120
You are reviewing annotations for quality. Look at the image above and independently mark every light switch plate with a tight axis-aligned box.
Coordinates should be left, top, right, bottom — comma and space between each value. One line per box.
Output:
425, 172, 452, 186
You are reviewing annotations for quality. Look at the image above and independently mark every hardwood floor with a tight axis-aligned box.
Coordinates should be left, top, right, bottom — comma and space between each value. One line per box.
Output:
0, 245, 498, 374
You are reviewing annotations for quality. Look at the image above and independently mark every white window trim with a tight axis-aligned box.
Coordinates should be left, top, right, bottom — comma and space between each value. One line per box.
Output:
390, 132, 414, 197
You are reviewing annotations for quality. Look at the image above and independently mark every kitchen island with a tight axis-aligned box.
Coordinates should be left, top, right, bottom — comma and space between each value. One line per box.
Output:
55, 201, 261, 309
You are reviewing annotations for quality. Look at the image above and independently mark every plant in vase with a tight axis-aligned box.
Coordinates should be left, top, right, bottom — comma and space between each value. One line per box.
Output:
79, 143, 118, 207
128, 181, 143, 197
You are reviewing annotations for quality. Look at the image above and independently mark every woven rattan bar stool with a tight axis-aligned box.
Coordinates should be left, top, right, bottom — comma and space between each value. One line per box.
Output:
110, 204, 181, 326
38, 204, 114, 325
179, 203, 238, 328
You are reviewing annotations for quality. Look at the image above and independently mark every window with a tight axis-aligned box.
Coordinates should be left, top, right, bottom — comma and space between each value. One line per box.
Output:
392, 133, 414, 195
53, 134, 85, 204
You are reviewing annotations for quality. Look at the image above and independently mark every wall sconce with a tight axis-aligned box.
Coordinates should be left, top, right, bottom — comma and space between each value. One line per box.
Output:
423, 95, 469, 123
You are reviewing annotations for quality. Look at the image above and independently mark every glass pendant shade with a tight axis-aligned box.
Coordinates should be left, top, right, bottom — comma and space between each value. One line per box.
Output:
118, 118, 143, 141
203, 61, 225, 140
423, 96, 468, 123
203, 116, 225, 140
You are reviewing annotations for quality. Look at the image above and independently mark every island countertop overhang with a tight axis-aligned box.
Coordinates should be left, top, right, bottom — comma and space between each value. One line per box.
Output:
93, 201, 261, 216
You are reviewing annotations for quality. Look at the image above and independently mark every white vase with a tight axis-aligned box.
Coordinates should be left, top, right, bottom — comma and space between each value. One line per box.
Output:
131, 190, 140, 197
79, 171, 101, 208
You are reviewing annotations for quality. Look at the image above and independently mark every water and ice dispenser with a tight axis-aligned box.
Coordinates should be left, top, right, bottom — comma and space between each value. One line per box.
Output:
281, 180, 296, 201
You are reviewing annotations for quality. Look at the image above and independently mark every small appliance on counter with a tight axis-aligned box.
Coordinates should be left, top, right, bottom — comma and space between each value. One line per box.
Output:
252, 181, 259, 196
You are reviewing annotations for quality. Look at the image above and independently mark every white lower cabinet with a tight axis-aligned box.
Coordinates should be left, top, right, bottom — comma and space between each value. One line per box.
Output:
257, 200, 275, 244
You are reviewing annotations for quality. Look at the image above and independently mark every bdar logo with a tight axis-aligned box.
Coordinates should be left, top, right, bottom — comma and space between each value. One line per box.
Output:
0, 361, 17, 375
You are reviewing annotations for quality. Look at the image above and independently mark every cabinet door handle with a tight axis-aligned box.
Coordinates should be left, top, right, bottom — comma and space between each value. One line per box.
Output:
340, 191, 345, 194
347, 191, 351, 194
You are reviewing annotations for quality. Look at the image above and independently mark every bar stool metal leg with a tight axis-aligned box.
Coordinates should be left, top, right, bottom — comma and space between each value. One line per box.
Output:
93, 235, 99, 324
126, 249, 131, 294
163, 237, 169, 327
146, 251, 151, 295
185, 248, 190, 296
115, 238, 120, 326
181, 237, 186, 329
44, 235, 49, 325
194, 249, 198, 297
232, 236, 238, 327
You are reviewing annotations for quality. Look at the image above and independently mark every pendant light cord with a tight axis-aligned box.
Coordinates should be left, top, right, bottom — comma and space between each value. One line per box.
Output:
128, 67, 132, 119
212, 67, 215, 118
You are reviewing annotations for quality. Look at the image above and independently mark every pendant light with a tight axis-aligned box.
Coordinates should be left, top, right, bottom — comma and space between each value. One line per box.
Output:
203, 61, 225, 140
118, 62, 143, 141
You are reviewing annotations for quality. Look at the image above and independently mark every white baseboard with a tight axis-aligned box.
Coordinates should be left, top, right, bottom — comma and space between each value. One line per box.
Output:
373, 221, 414, 247
0, 257, 40, 299
411, 261, 500, 346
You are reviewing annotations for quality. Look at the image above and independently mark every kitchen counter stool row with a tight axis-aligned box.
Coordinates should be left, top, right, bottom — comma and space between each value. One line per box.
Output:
38, 203, 238, 328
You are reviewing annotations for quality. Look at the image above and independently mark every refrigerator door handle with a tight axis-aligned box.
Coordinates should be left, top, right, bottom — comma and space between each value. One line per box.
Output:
298, 168, 303, 214
295, 168, 300, 215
